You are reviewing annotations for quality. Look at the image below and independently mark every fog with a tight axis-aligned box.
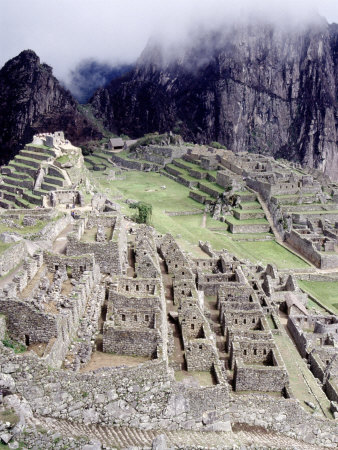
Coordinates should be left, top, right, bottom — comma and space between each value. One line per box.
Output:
0, 0, 337, 87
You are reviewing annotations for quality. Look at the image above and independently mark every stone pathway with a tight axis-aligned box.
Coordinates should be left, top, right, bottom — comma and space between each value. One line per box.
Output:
27, 416, 324, 449
276, 312, 332, 418
52, 223, 74, 254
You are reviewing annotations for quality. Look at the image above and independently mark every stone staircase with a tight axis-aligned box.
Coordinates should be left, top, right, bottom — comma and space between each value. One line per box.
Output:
26, 416, 321, 449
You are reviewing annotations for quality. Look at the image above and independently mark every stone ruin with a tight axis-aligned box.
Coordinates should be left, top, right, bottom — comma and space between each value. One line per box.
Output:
0, 137, 337, 447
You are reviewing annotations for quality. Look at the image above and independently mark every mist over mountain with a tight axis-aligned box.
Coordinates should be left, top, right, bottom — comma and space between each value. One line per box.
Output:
90, 16, 338, 180
0, 50, 102, 163
68, 60, 133, 104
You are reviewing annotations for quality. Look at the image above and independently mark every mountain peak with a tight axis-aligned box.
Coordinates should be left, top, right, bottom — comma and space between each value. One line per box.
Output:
0, 50, 102, 163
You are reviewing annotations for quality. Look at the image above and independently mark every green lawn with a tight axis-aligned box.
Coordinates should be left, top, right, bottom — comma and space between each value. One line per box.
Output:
298, 280, 338, 314
91, 171, 309, 269
234, 241, 310, 269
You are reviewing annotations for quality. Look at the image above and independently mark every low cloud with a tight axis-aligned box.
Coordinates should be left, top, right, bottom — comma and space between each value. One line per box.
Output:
0, 0, 337, 87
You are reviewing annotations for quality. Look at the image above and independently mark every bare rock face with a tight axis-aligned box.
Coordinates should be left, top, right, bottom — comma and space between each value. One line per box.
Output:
90, 18, 337, 179
0, 50, 102, 163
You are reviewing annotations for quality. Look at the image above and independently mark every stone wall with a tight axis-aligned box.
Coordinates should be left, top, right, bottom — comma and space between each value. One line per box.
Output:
50, 190, 83, 207
234, 353, 289, 392
103, 324, 160, 357
0, 298, 58, 344
198, 183, 222, 199
0, 241, 26, 276
35, 214, 72, 246
0, 346, 231, 431
0, 314, 6, 340
230, 393, 338, 447
67, 214, 127, 275
165, 166, 182, 178
227, 221, 270, 234
111, 154, 143, 170
188, 191, 207, 204
185, 339, 218, 371
286, 230, 326, 268
43, 252, 95, 280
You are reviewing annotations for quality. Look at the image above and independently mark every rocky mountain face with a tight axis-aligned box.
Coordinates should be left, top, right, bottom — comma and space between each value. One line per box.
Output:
0, 50, 102, 163
90, 18, 338, 180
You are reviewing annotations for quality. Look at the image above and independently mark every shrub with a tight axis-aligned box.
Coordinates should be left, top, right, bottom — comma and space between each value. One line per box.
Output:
2, 337, 26, 354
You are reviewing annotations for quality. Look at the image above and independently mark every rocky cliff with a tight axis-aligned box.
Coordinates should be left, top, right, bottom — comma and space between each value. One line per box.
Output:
0, 50, 102, 163
90, 18, 338, 180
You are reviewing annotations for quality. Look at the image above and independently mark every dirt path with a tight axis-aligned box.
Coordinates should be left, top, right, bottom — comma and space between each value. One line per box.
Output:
201, 212, 207, 228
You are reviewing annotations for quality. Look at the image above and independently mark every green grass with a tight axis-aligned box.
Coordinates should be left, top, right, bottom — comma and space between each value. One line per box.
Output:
235, 241, 310, 269
198, 180, 224, 193
90, 170, 309, 269
2, 337, 26, 354
26, 143, 50, 150
173, 158, 200, 169
0, 217, 49, 236
56, 155, 70, 164
298, 280, 338, 314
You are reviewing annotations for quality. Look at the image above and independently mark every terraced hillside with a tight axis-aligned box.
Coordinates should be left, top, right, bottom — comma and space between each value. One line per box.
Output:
0, 144, 67, 208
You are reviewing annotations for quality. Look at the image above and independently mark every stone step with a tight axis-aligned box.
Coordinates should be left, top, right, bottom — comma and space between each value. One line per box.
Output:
235, 192, 257, 202
44, 175, 64, 187
34, 188, 50, 196
26, 416, 319, 449
239, 201, 262, 210
15, 197, 33, 209
233, 209, 265, 220
2, 176, 34, 189
23, 191, 42, 205
0, 198, 18, 209
4, 170, 33, 181
8, 161, 36, 178
2, 191, 17, 203
41, 181, 62, 191
14, 155, 41, 169
19, 149, 51, 161
25, 144, 57, 157
0, 183, 24, 195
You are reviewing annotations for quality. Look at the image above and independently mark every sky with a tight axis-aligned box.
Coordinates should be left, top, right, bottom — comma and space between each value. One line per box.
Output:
0, 0, 337, 86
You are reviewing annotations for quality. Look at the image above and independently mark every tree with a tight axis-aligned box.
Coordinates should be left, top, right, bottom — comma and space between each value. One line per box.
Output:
130, 202, 152, 224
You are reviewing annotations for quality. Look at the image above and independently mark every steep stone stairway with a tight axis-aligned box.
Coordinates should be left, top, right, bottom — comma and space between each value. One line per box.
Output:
26, 416, 322, 449
160, 258, 186, 371
204, 296, 231, 381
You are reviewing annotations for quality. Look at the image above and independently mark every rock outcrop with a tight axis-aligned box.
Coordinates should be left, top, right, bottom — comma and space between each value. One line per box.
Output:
0, 50, 102, 163
90, 17, 338, 180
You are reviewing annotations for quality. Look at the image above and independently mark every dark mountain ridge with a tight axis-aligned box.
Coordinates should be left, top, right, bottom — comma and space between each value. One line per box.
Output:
90, 17, 338, 180
0, 50, 102, 163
